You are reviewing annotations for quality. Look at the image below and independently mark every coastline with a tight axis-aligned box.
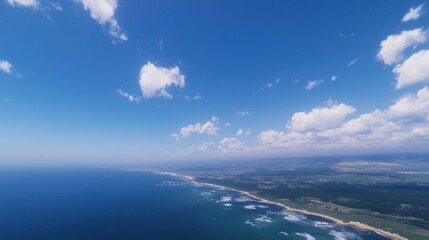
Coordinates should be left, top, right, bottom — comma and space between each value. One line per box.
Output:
136, 169, 407, 240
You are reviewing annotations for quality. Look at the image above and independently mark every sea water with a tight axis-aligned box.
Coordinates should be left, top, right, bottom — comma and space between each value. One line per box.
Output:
0, 168, 393, 240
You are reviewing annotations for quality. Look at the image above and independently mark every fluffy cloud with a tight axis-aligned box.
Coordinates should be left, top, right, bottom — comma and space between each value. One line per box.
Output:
6, 0, 38, 8
218, 137, 245, 152
0, 60, 13, 74
139, 62, 185, 99
305, 79, 324, 90
78, 0, 127, 42
288, 103, 356, 132
385, 86, 429, 120
402, 4, 424, 22
393, 49, 429, 89
377, 28, 428, 66
328, 110, 392, 136
258, 86, 429, 151
258, 130, 287, 146
175, 117, 219, 138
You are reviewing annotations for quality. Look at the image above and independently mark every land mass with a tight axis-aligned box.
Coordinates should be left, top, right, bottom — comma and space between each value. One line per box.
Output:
141, 154, 429, 240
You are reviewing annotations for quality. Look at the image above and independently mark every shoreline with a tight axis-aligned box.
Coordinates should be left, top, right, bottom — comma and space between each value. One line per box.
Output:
134, 169, 407, 240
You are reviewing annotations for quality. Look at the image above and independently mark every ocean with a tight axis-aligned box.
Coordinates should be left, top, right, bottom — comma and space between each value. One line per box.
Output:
0, 168, 393, 240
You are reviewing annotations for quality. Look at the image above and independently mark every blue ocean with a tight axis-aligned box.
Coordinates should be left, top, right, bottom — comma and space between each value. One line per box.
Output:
0, 168, 393, 240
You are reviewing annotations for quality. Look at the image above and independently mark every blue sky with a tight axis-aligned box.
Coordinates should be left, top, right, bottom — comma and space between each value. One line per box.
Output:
1, 0, 429, 163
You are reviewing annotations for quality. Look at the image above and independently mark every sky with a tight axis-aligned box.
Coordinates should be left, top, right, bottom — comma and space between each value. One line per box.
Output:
1, 0, 429, 163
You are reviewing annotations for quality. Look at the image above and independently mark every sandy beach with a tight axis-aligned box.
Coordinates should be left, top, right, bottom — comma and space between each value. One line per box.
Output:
136, 169, 407, 240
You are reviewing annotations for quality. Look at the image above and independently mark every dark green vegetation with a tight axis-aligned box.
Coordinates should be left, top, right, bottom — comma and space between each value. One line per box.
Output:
155, 154, 429, 240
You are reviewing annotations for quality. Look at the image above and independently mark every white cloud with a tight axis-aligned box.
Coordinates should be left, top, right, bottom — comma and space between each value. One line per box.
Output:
193, 93, 202, 100
403, 4, 424, 22
288, 103, 356, 132
170, 133, 180, 141
236, 128, 251, 137
0, 60, 13, 74
176, 116, 219, 138
139, 61, 185, 99
6, 0, 38, 8
246, 128, 251, 135
258, 130, 286, 146
331, 75, 337, 81
261, 78, 280, 90
305, 79, 324, 90
347, 58, 359, 67
258, 86, 429, 152
328, 110, 391, 136
107, 18, 127, 42
385, 86, 429, 120
185, 93, 201, 101
182, 141, 214, 154
218, 137, 245, 152
6, 0, 62, 20
79, 0, 116, 25
377, 28, 428, 66
238, 111, 249, 116
78, 0, 127, 42
116, 89, 141, 103
50, 2, 62, 11
195, 141, 214, 152
393, 49, 429, 89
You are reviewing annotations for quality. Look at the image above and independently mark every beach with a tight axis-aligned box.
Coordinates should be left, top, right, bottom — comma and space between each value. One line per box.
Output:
141, 169, 407, 240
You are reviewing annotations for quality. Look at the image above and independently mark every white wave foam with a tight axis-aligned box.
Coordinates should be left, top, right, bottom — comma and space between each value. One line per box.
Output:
313, 221, 334, 229
224, 203, 232, 207
200, 191, 212, 196
244, 205, 257, 210
282, 211, 306, 222
156, 180, 186, 187
256, 215, 272, 223
296, 232, 316, 240
235, 195, 254, 202
278, 231, 288, 236
220, 196, 232, 202
329, 230, 361, 240
245, 219, 256, 227
257, 205, 268, 208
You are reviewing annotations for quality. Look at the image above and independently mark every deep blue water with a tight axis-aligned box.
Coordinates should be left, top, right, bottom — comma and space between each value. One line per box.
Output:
0, 168, 393, 240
